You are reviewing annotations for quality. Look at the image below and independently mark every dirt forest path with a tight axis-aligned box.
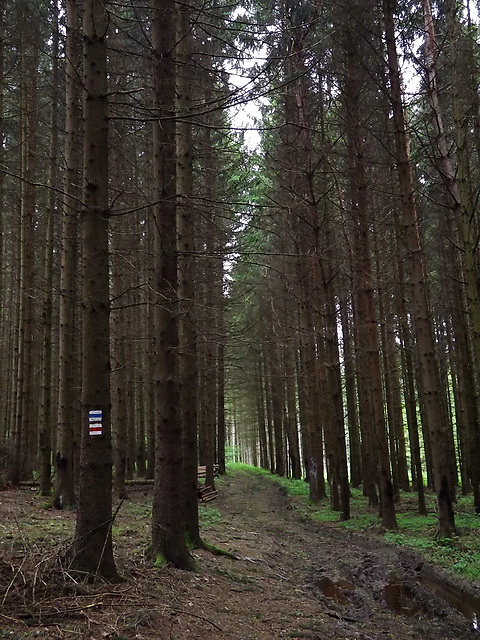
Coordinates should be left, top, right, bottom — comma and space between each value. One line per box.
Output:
194, 470, 477, 640
1, 469, 479, 639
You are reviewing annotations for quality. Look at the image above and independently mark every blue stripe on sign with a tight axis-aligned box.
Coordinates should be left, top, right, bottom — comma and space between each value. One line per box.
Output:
89, 410, 103, 421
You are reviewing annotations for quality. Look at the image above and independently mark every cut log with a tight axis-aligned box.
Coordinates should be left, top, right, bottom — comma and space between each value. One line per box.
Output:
197, 485, 218, 503
197, 464, 219, 478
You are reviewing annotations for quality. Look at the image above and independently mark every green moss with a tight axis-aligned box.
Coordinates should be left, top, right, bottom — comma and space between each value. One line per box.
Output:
202, 539, 238, 559
112, 525, 137, 537
185, 533, 195, 550
153, 553, 168, 569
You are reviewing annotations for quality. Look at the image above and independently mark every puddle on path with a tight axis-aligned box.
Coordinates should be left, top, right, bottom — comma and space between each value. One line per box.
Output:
315, 576, 354, 604
384, 573, 480, 631
419, 575, 480, 631
384, 580, 420, 617
315, 572, 480, 631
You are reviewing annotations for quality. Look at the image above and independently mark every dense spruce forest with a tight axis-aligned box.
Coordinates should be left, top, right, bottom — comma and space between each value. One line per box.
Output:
1, 0, 480, 580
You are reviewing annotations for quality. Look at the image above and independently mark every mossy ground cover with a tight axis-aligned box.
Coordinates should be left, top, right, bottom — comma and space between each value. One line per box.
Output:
227, 463, 480, 581
198, 505, 223, 527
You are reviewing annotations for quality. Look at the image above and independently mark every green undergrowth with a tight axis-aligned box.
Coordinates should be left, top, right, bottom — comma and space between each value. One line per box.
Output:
198, 505, 223, 527
228, 462, 272, 478
226, 463, 480, 581
197, 503, 240, 555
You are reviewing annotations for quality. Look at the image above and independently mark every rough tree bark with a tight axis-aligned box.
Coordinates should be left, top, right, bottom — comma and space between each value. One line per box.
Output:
176, 0, 202, 547
54, 0, 81, 510
342, 13, 396, 529
39, 3, 60, 496
69, 0, 119, 580
383, 0, 455, 536
150, 0, 194, 570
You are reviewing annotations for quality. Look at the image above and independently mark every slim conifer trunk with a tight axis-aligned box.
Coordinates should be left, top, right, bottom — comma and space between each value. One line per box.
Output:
444, 0, 480, 511
69, 0, 119, 580
0, 3, 5, 441
283, 319, 301, 479
339, 293, 361, 488
151, 0, 193, 570
216, 289, 227, 476
39, 5, 60, 495
13, 32, 38, 484
176, 0, 201, 545
55, 0, 81, 510
383, 0, 455, 536
342, 17, 396, 529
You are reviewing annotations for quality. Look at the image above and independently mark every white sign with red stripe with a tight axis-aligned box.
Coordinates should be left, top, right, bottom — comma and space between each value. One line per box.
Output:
88, 410, 103, 436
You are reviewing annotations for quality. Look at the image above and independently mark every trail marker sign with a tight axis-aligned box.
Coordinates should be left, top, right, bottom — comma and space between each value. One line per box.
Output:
88, 409, 103, 436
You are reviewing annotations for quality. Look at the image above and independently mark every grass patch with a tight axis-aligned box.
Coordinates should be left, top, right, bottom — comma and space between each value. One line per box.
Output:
275, 476, 310, 497
384, 503, 480, 580
198, 505, 223, 527
226, 464, 480, 581
227, 463, 272, 477
119, 500, 151, 519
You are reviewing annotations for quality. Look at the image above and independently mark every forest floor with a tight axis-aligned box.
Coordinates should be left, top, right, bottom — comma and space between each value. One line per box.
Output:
1, 469, 480, 639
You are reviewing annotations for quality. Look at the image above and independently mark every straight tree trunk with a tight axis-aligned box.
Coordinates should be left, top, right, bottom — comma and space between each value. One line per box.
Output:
111, 309, 128, 499
283, 93, 325, 496
262, 341, 276, 474
216, 273, 227, 476
110, 115, 130, 501
298, 307, 325, 500
383, 0, 455, 536
283, 333, 301, 479
54, 0, 81, 510
343, 21, 396, 529
150, 0, 193, 570
136, 376, 147, 477
176, 0, 201, 546
13, 33, 38, 484
256, 362, 269, 470
339, 293, 362, 488
39, 6, 60, 496
202, 165, 218, 491
395, 228, 426, 516
265, 298, 286, 477
445, 0, 480, 511
0, 6, 5, 441
145, 293, 156, 479
342, 31, 376, 509
324, 284, 350, 520
384, 296, 410, 493
69, 0, 119, 580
